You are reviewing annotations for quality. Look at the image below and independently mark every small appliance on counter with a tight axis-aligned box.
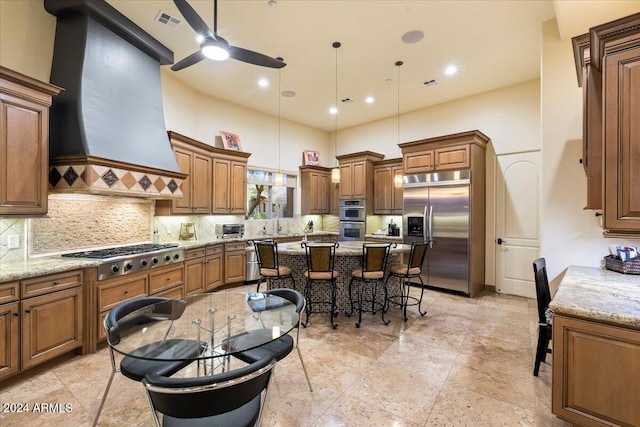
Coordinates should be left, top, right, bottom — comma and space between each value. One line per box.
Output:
215, 223, 244, 238
387, 219, 400, 236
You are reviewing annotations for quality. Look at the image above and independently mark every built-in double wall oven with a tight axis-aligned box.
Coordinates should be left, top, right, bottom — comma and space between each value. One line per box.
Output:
339, 199, 366, 241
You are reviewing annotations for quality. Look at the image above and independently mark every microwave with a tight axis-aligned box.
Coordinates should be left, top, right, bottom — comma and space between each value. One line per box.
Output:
215, 223, 244, 238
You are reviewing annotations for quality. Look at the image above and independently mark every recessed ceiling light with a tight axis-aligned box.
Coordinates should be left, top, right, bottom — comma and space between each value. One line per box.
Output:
268, 0, 278, 6
258, 78, 269, 88
281, 90, 296, 97
195, 34, 205, 44
365, 96, 374, 104
329, 106, 338, 115
444, 65, 457, 76
402, 30, 424, 44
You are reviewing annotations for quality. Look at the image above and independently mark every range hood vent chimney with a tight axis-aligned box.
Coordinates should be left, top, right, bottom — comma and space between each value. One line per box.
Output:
45, 0, 185, 198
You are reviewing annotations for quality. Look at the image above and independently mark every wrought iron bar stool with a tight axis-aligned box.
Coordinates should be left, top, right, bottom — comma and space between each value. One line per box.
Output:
384, 240, 429, 322
301, 242, 339, 329
347, 242, 393, 328
252, 239, 295, 292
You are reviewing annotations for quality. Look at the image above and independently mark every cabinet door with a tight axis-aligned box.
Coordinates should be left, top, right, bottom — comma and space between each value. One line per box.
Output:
435, 145, 470, 170
330, 180, 340, 214
351, 161, 367, 198
212, 158, 230, 213
603, 47, 640, 235
192, 152, 212, 214
404, 149, 434, 174
317, 172, 330, 213
149, 264, 184, 295
172, 147, 193, 213
392, 165, 404, 213
374, 166, 392, 214
205, 253, 223, 291
0, 93, 48, 216
229, 161, 247, 214
184, 258, 205, 296
339, 163, 353, 198
0, 302, 19, 380
225, 251, 246, 284
21, 287, 83, 369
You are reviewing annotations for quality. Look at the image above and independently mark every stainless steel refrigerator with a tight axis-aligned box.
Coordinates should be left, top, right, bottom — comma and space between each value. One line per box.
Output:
403, 170, 471, 295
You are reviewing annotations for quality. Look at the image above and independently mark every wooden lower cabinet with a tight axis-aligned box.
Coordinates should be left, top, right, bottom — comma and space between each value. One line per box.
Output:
552, 314, 640, 426
21, 286, 83, 370
224, 242, 246, 284
0, 301, 19, 380
205, 245, 223, 291
184, 248, 206, 296
149, 264, 184, 297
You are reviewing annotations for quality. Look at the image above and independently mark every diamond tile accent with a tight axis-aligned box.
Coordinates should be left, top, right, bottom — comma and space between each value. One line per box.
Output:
120, 171, 137, 189
154, 177, 166, 192
49, 167, 62, 187
63, 167, 79, 186
102, 169, 119, 187
167, 179, 178, 193
139, 175, 152, 191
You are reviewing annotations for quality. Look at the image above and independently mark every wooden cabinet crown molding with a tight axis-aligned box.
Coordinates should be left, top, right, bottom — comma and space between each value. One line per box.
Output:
335, 151, 385, 163
167, 131, 252, 160
0, 66, 63, 103
398, 130, 490, 153
571, 33, 591, 87
589, 12, 640, 70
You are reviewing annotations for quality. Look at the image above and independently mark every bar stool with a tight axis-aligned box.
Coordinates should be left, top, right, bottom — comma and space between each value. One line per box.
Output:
301, 242, 339, 329
252, 240, 295, 293
384, 241, 429, 322
347, 243, 393, 328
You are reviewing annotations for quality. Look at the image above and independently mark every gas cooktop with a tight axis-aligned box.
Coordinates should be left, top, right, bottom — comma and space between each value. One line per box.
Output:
61, 243, 180, 259
62, 243, 184, 280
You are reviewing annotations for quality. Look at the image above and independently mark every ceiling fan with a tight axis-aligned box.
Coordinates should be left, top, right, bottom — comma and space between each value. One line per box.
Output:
171, 0, 286, 71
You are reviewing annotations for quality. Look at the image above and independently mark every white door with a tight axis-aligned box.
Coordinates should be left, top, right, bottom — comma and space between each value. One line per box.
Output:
495, 151, 541, 298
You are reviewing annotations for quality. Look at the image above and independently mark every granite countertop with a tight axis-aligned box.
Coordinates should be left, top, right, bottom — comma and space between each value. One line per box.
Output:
277, 240, 411, 256
177, 231, 339, 250
365, 234, 403, 241
549, 265, 640, 330
0, 257, 100, 283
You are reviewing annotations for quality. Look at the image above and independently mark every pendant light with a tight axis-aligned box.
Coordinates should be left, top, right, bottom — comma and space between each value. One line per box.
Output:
275, 59, 284, 186
394, 60, 404, 188
331, 41, 341, 184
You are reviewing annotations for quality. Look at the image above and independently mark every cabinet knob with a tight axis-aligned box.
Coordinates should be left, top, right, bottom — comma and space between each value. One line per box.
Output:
53, 281, 59, 285
579, 158, 583, 164
13, 312, 19, 317
124, 290, 129, 294
25, 309, 31, 314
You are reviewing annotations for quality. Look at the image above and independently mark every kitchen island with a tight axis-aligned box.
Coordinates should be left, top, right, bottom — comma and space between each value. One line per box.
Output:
549, 265, 640, 427
276, 241, 412, 316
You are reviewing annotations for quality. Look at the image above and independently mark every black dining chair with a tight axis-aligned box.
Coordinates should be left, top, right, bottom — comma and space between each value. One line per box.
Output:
251, 240, 295, 293
224, 288, 312, 392
143, 354, 277, 427
384, 241, 429, 321
533, 257, 553, 376
94, 297, 204, 426
347, 242, 393, 327
301, 242, 339, 329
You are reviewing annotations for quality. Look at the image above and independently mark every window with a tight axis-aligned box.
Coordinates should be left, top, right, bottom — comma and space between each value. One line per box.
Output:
246, 169, 295, 219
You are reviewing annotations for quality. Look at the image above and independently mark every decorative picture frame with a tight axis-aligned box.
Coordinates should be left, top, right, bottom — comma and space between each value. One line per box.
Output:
303, 150, 321, 166
220, 131, 242, 151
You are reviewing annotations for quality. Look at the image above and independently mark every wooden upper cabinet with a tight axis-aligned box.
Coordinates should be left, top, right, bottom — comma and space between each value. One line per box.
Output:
0, 67, 62, 217
589, 13, 640, 236
572, 33, 603, 210
404, 149, 434, 174
300, 166, 331, 214
336, 152, 384, 207
373, 159, 403, 214
157, 132, 250, 216
434, 144, 470, 170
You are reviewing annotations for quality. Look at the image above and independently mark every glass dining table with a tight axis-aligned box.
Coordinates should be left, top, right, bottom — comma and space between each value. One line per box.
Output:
108, 292, 298, 375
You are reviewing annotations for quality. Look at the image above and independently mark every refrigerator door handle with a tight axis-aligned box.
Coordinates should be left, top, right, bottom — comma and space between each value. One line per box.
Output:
423, 205, 428, 243
428, 205, 434, 248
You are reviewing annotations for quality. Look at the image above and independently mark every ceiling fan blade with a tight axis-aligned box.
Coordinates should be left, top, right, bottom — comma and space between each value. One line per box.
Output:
173, 0, 213, 38
229, 46, 286, 69
171, 50, 206, 71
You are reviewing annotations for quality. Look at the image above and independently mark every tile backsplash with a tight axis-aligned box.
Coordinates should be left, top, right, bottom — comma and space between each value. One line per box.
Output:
0, 218, 27, 262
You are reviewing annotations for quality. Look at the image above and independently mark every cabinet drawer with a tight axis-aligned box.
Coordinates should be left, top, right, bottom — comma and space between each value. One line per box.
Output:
153, 285, 184, 299
404, 150, 434, 173
206, 244, 223, 256
97, 275, 148, 312
224, 242, 246, 252
185, 248, 206, 260
21, 270, 83, 299
0, 281, 19, 304
435, 145, 470, 170
149, 264, 184, 295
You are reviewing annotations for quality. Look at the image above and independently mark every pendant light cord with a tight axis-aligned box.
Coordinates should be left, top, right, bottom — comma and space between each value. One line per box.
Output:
334, 42, 340, 162
396, 61, 403, 152
278, 67, 281, 173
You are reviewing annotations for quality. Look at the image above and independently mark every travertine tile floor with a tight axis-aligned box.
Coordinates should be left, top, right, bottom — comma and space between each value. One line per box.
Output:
0, 284, 571, 426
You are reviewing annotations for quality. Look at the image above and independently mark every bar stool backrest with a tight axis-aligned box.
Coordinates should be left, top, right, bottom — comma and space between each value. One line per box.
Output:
253, 240, 278, 270
303, 242, 337, 273
533, 258, 551, 325
361, 243, 392, 273
408, 241, 429, 271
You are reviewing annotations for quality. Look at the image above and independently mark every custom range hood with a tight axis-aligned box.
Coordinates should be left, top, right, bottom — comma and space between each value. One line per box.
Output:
45, 0, 185, 198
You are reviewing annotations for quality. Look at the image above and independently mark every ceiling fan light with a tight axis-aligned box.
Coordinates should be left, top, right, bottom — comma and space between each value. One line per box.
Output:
202, 39, 229, 61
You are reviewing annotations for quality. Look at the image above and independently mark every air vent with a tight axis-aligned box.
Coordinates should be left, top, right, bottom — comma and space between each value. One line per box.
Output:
423, 79, 438, 87
155, 11, 181, 27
